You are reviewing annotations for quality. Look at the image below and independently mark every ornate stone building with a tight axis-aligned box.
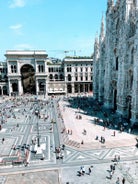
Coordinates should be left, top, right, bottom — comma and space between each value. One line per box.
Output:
93, 0, 138, 125
0, 50, 93, 96
5, 50, 48, 96
0, 62, 7, 95
64, 58, 93, 94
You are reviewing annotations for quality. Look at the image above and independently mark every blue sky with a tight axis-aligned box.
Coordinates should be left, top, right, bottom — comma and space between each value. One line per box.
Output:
0, 0, 107, 61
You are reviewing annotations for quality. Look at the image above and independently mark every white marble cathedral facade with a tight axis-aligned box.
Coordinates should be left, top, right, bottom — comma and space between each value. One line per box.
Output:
93, 0, 138, 125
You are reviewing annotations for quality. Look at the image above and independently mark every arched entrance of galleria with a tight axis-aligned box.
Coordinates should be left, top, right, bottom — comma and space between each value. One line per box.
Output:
21, 64, 36, 94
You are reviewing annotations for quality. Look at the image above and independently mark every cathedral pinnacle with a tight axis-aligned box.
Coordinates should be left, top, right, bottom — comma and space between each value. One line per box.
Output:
107, 0, 114, 8
100, 15, 105, 41
94, 33, 99, 50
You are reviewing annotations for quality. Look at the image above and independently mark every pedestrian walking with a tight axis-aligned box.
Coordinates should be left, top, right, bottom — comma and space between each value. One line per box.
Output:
113, 155, 117, 162
110, 171, 113, 179
101, 136, 103, 143
80, 166, 84, 176
79, 168, 83, 176
118, 155, 120, 162
2, 138, 5, 144
116, 177, 120, 184
122, 177, 125, 184
110, 164, 113, 172
113, 130, 116, 136
128, 128, 131, 133
82, 166, 85, 175
112, 164, 115, 174
95, 135, 98, 140
102, 137, 105, 143
88, 167, 91, 175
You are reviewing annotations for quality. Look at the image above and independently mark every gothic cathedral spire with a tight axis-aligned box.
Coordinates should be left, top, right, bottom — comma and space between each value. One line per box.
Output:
94, 32, 99, 60
107, 0, 114, 14
107, 0, 114, 9
107, 0, 114, 7
99, 15, 105, 42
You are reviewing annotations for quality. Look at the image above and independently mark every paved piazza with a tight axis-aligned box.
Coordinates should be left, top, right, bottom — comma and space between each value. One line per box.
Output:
0, 95, 138, 184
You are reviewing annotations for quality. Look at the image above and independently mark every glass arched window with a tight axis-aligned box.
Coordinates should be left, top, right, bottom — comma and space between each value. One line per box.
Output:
68, 74, 72, 81
60, 74, 64, 80
55, 74, 58, 80
11, 65, 17, 73
38, 65, 44, 72
49, 74, 53, 80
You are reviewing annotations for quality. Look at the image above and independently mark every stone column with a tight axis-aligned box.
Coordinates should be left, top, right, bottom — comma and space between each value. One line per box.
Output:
36, 79, 39, 96
45, 78, 48, 98
18, 79, 23, 95
64, 75, 68, 96
131, 63, 138, 125
104, 60, 112, 108
17, 60, 20, 74
72, 83, 74, 94
8, 79, 12, 96
116, 60, 128, 116
1, 87, 3, 95
44, 60, 47, 73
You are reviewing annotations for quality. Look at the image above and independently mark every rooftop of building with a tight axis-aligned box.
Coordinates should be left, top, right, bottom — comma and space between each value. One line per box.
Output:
63, 56, 93, 63
5, 50, 48, 57
0, 62, 7, 66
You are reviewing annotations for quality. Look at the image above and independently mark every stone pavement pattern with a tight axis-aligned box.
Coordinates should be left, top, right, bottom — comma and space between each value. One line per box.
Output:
0, 95, 137, 184
0, 161, 137, 184
58, 99, 137, 149
0, 170, 59, 184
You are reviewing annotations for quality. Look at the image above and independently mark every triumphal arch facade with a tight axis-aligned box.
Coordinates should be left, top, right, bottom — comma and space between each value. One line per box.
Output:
5, 50, 48, 96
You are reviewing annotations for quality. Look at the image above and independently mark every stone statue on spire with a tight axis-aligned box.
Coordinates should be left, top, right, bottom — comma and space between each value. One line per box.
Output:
107, 0, 114, 12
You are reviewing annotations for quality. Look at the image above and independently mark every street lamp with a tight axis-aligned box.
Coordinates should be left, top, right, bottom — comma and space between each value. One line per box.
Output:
35, 109, 40, 147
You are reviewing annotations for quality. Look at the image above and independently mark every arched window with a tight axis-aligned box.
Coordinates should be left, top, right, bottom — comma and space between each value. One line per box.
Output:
131, 48, 134, 64
39, 82, 45, 92
3, 86, 7, 95
130, 74, 133, 89
60, 74, 64, 80
116, 57, 118, 70
11, 65, 17, 73
67, 67, 72, 72
49, 74, 53, 80
38, 65, 44, 72
55, 74, 58, 80
115, 19, 119, 44
12, 83, 18, 92
68, 74, 72, 81
128, 69, 133, 90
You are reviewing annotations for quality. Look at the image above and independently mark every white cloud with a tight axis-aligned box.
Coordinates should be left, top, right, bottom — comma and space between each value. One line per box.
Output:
9, 24, 23, 35
10, 24, 22, 30
14, 43, 33, 50
9, 0, 42, 8
9, 0, 26, 8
